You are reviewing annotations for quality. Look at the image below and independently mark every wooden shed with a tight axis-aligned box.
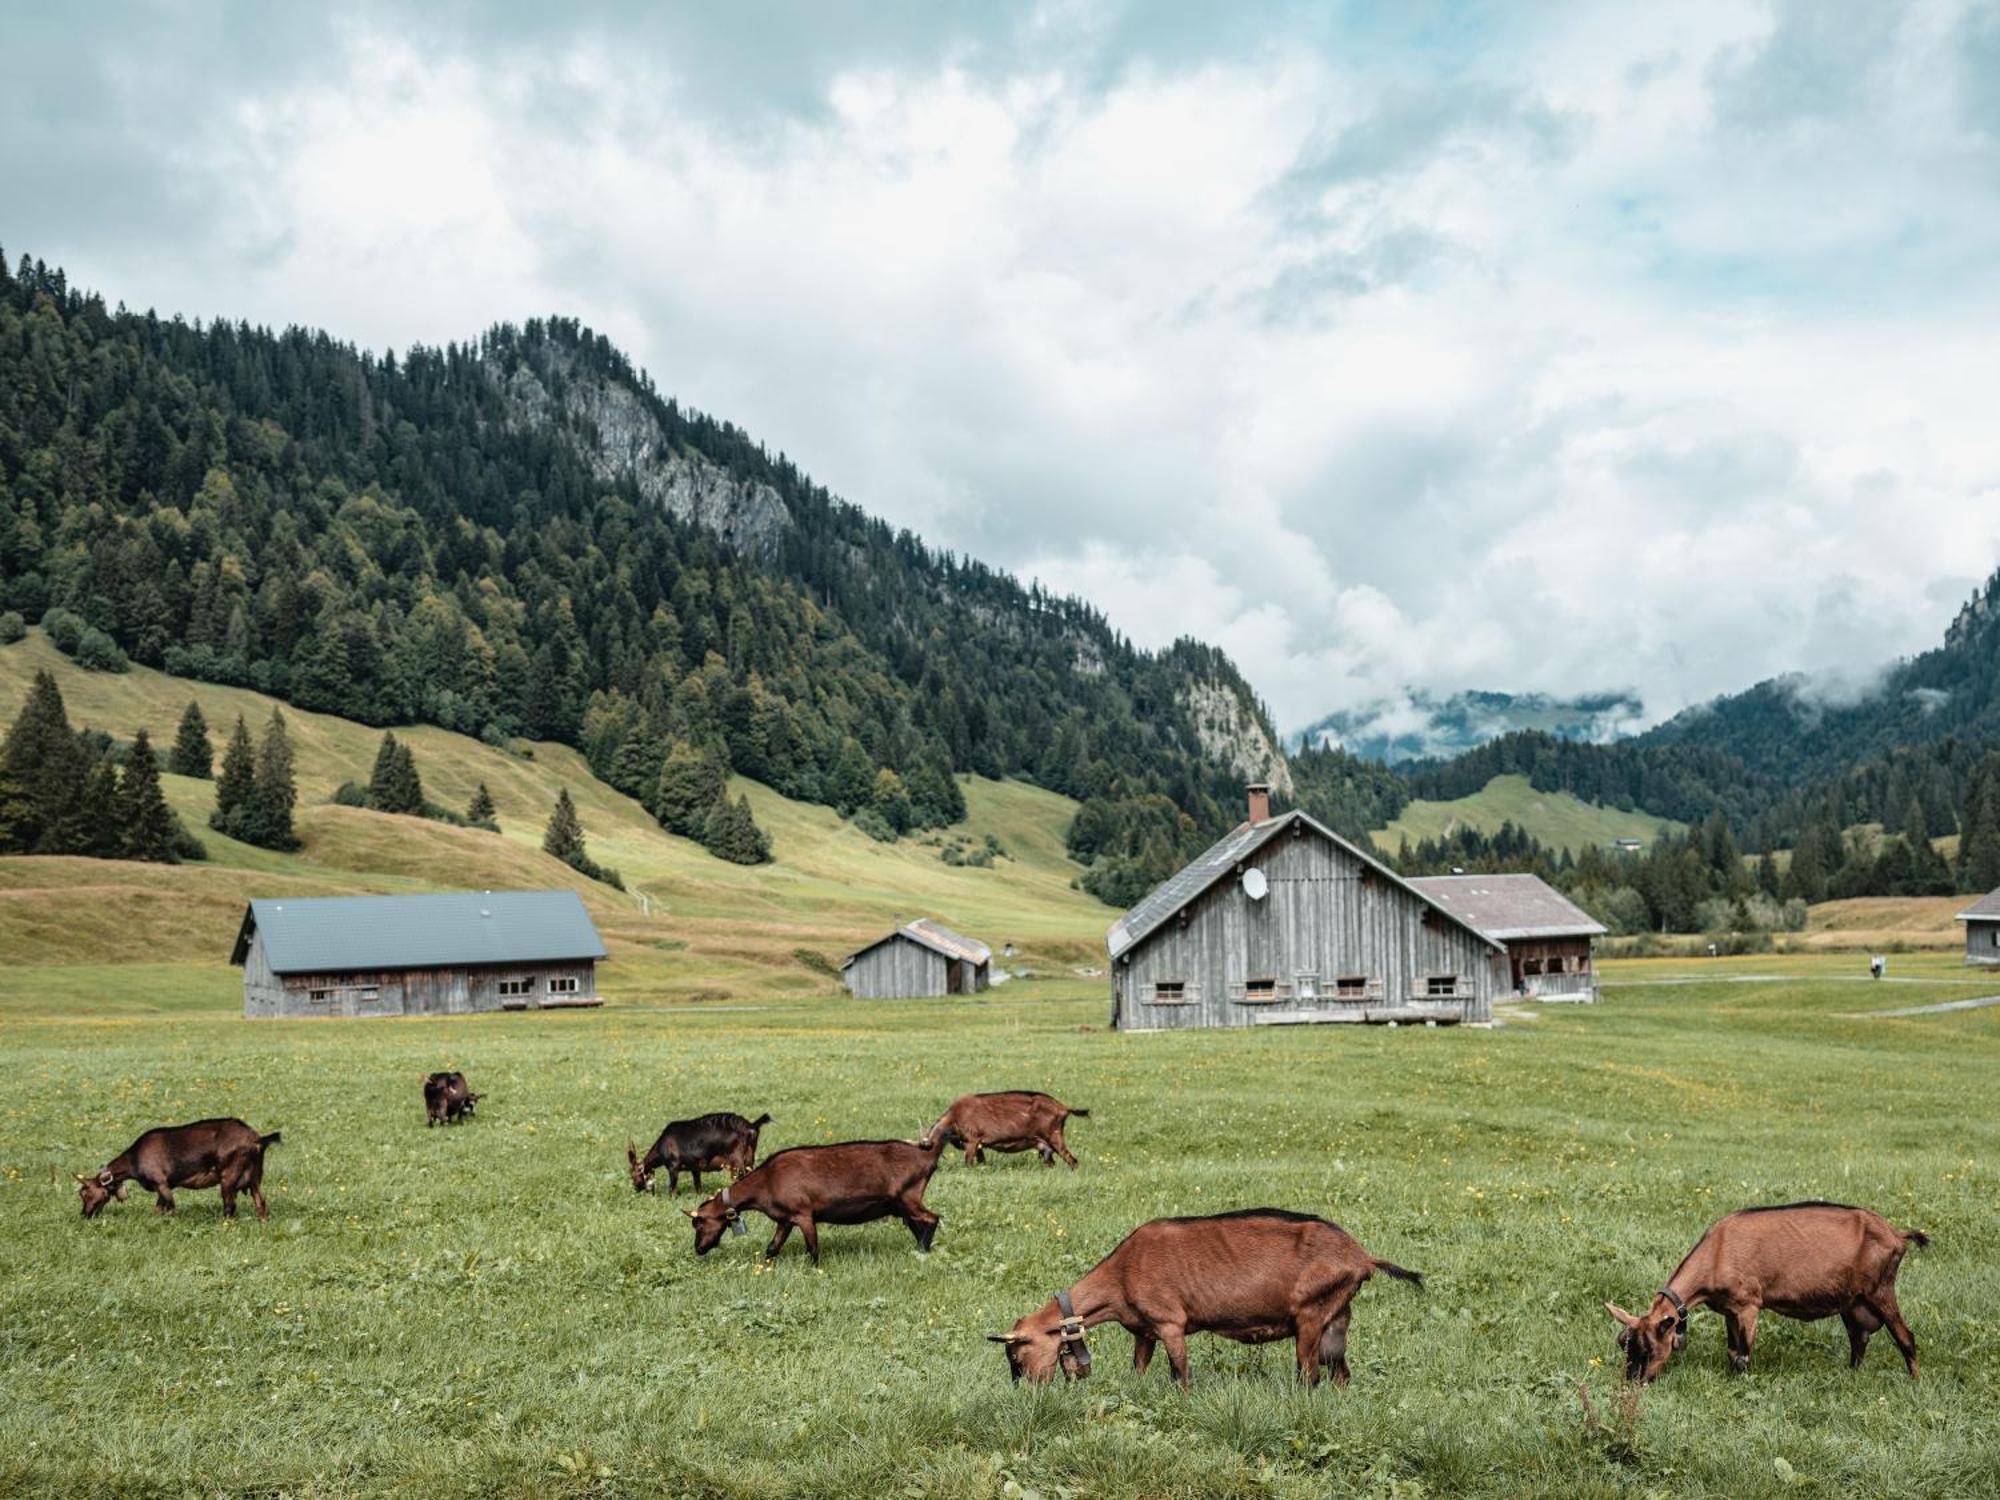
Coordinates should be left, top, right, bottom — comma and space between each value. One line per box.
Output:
232, 889, 607, 1019
1107, 784, 1507, 1031
1405, 874, 1606, 1001
842, 919, 992, 998
1955, 889, 2000, 965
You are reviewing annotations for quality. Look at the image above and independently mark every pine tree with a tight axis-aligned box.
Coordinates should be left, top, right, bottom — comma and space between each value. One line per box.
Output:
1962, 781, 2000, 894
168, 700, 212, 778
543, 788, 588, 866
466, 782, 497, 827
701, 791, 772, 865
247, 709, 298, 850
871, 768, 912, 834
119, 729, 178, 863
0, 670, 87, 853
76, 754, 124, 858
212, 714, 256, 837
366, 732, 424, 814
367, 732, 401, 807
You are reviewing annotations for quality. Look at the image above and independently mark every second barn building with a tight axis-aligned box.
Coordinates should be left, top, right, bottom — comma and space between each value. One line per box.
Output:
842, 918, 992, 998
1107, 784, 1511, 1031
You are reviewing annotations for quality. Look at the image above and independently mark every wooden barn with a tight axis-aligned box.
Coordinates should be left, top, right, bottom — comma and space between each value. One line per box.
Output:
842, 919, 992, 998
232, 890, 607, 1019
1405, 874, 1606, 1001
1106, 784, 1507, 1031
1955, 889, 2000, 965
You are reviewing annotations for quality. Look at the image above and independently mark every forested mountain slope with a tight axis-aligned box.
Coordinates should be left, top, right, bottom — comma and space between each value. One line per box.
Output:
0, 251, 1283, 896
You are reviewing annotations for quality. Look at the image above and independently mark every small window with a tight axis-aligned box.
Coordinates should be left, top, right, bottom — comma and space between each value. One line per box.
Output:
547, 976, 580, 995
1150, 980, 1188, 1004
1335, 976, 1368, 998
1295, 973, 1319, 1002
1578, 954, 1591, 972
1426, 975, 1458, 998
1243, 978, 1277, 1002
1544, 956, 1564, 975
357, 986, 380, 1001
1522, 957, 1544, 976
307, 988, 332, 1003
497, 978, 533, 998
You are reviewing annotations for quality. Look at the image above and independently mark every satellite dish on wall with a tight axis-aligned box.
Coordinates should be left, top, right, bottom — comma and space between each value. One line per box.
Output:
1242, 868, 1269, 902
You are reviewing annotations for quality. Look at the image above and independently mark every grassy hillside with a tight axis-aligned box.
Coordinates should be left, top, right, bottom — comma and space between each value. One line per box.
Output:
0, 634, 1110, 1007
1, 955, 1994, 1495
1372, 773, 1682, 857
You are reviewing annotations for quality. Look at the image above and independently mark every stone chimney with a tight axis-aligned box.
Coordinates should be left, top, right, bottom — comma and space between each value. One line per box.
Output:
1246, 781, 1271, 824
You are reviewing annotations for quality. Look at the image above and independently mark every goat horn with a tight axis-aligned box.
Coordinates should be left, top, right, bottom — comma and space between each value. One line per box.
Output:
680, 1207, 699, 1219
72, 1172, 91, 1184
986, 1333, 1025, 1344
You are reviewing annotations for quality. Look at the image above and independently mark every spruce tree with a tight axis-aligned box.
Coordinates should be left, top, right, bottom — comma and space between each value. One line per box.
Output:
248, 709, 299, 850
701, 791, 772, 865
0, 670, 87, 853
467, 782, 497, 827
119, 729, 178, 863
651, 740, 725, 837
169, 700, 212, 778
871, 768, 912, 834
543, 788, 588, 866
213, 715, 256, 836
367, 732, 401, 808
76, 754, 124, 858
1963, 781, 2000, 895
365, 733, 424, 815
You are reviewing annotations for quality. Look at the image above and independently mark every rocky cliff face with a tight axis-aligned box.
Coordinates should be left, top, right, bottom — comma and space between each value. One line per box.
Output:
1177, 679, 1294, 796
499, 360, 790, 563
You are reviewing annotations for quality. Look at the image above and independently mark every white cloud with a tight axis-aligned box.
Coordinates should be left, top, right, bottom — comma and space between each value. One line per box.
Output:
8, 0, 2000, 732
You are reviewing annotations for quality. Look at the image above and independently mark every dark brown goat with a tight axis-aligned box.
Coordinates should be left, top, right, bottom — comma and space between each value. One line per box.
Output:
628, 1111, 771, 1193
989, 1208, 1422, 1388
422, 1071, 482, 1127
1607, 1200, 1928, 1381
684, 1137, 945, 1263
77, 1118, 281, 1220
923, 1091, 1087, 1168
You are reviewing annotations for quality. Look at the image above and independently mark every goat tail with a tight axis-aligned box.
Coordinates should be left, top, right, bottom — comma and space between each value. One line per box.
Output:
259, 1132, 283, 1149
1066, 1107, 1090, 1118
751, 1113, 773, 1128
1372, 1258, 1424, 1289
1902, 1227, 1930, 1249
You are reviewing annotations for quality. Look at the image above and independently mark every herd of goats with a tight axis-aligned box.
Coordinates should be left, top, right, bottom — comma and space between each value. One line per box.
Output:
72, 1077, 1929, 1388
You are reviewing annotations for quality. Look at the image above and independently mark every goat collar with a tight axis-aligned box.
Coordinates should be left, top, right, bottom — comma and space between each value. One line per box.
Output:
1657, 1286, 1689, 1328
1055, 1289, 1093, 1375
719, 1186, 745, 1235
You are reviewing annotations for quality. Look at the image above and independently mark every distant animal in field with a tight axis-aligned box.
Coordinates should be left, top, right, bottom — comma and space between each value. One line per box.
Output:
422, 1071, 482, 1127
923, 1091, 1088, 1168
628, 1111, 771, 1193
989, 1208, 1422, 1388
1606, 1201, 1928, 1382
76, 1118, 282, 1221
684, 1137, 946, 1263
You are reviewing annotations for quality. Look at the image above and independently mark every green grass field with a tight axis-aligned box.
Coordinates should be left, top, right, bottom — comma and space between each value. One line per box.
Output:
2, 953, 1995, 1497
1373, 774, 1682, 858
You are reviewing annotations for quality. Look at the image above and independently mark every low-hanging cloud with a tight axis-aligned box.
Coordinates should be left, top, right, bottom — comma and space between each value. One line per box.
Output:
5, 0, 2000, 734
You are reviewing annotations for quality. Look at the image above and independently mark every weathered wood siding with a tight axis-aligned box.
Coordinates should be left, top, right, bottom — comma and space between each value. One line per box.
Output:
845, 936, 949, 998
1111, 824, 1503, 1031
242, 942, 598, 1018
1965, 920, 2000, 966
1505, 936, 1599, 1000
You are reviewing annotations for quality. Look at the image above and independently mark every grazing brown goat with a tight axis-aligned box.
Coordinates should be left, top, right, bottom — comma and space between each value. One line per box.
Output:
923, 1091, 1088, 1168
77, 1118, 281, 1220
1606, 1200, 1928, 1382
627, 1111, 771, 1194
989, 1208, 1422, 1388
422, 1071, 482, 1127
684, 1137, 945, 1263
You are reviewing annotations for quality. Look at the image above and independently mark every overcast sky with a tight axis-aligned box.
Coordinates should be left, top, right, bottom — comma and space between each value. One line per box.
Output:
7, 1, 2000, 732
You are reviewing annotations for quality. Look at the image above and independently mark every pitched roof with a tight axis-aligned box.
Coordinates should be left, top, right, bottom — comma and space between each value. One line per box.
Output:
230, 890, 607, 975
1956, 889, 2000, 921
1104, 810, 1505, 960
842, 918, 991, 969
1403, 874, 1607, 941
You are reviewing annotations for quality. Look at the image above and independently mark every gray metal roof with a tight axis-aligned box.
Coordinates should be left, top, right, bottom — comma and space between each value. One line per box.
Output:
1105, 810, 1505, 960
1956, 889, 2000, 921
230, 890, 608, 975
843, 918, 991, 970
1404, 874, 1607, 941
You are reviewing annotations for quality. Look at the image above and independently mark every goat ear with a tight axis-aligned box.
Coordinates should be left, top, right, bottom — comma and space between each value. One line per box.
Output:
1604, 1302, 1640, 1328
626, 1139, 639, 1165
73, 1172, 91, 1184
680, 1207, 698, 1219
986, 1333, 1024, 1344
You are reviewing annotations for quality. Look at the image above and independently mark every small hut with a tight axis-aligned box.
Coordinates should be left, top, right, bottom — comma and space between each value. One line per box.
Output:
233, 889, 607, 1018
842, 919, 992, 998
1955, 889, 2000, 965
1405, 874, 1607, 1001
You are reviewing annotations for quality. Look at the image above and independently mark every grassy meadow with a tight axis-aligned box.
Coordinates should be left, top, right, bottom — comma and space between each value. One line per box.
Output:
2, 953, 1997, 1498
1372, 773, 1681, 858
